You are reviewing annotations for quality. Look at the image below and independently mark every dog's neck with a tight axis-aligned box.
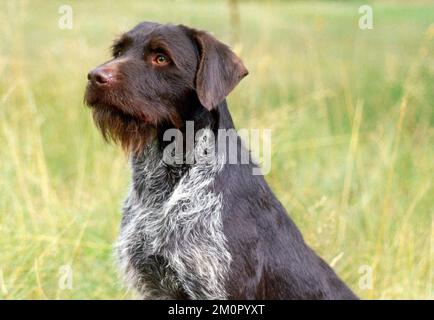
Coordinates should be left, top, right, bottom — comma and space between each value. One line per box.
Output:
155, 99, 235, 144
129, 100, 233, 199
212, 100, 236, 130
148, 99, 234, 160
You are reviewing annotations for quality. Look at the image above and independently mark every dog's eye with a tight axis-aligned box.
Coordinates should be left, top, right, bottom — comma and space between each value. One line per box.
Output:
153, 53, 170, 65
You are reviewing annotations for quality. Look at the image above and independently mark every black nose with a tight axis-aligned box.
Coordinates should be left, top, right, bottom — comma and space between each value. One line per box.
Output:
87, 67, 114, 85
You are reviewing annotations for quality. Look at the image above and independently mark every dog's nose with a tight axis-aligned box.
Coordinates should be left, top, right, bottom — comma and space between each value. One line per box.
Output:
87, 67, 114, 85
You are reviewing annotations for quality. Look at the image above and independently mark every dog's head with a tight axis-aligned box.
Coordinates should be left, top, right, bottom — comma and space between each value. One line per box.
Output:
85, 22, 248, 153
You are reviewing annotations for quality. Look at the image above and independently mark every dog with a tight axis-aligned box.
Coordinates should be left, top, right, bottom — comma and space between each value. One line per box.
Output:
85, 21, 357, 300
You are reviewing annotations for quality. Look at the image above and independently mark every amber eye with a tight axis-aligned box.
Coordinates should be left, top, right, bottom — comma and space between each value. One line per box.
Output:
153, 53, 170, 65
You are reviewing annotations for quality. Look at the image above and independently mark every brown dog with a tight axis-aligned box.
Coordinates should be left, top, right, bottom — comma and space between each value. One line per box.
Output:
85, 22, 357, 300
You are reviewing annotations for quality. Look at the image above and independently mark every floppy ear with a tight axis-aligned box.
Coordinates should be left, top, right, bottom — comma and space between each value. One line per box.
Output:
193, 31, 248, 110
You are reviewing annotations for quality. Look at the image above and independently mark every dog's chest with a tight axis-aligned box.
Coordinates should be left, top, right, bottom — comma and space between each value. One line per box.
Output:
116, 145, 231, 299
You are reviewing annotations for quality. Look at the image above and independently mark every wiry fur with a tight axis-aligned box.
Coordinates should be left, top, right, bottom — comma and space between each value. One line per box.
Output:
86, 21, 357, 300
116, 130, 231, 299
91, 106, 155, 153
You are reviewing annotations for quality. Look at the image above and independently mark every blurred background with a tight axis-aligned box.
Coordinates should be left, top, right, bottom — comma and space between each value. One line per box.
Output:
0, 0, 433, 299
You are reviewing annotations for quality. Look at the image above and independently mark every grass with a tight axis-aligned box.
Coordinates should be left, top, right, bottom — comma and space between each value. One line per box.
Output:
0, 0, 433, 299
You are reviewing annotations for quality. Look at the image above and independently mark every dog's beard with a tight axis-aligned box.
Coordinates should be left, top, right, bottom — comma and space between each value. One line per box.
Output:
91, 106, 156, 154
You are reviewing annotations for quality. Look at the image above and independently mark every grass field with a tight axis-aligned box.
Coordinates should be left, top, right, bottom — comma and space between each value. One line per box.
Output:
0, 0, 433, 299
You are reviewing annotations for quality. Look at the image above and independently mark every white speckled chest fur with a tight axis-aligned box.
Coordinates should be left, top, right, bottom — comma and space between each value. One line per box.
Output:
116, 131, 232, 299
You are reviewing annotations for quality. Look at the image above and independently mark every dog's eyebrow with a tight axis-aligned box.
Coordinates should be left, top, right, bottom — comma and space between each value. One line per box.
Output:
112, 35, 133, 55
148, 38, 172, 54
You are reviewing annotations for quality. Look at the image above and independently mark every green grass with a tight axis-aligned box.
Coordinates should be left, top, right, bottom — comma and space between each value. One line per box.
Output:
0, 0, 433, 299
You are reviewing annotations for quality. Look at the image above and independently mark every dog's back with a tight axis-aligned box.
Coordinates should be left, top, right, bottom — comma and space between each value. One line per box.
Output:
214, 102, 357, 299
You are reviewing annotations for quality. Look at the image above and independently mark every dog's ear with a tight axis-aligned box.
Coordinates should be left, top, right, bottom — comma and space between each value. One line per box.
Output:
192, 31, 248, 110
